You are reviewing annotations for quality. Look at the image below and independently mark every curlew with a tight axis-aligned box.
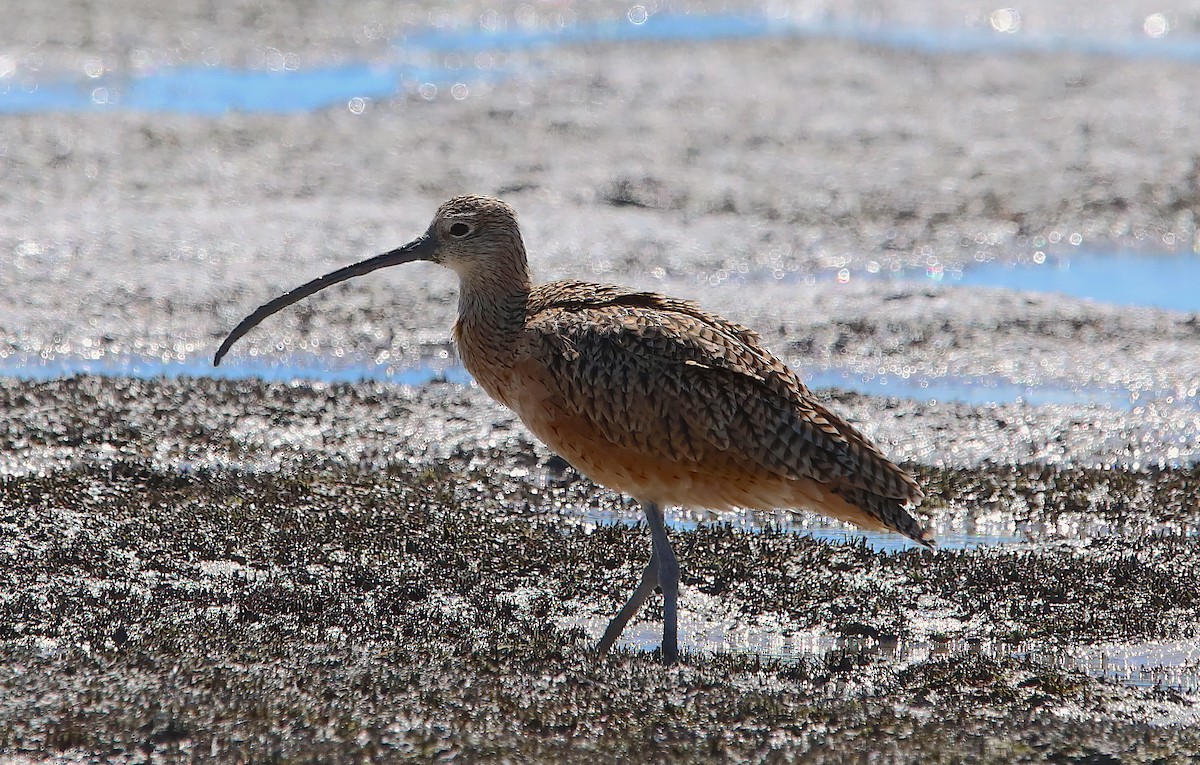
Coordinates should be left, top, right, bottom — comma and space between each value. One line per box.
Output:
214, 195, 933, 665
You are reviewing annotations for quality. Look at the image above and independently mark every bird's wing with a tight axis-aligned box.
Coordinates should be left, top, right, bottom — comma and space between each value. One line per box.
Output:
525, 284, 922, 502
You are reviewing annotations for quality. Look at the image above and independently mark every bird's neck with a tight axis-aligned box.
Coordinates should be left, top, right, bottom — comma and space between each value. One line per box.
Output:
452, 260, 532, 381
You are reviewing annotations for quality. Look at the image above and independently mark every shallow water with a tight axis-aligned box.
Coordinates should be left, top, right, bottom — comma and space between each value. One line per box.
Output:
4, 12, 1200, 115
0, 352, 473, 386
2, 352, 1188, 410
793, 250, 1200, 313
891, 251, 1200, 314
594, 617, 1200, 697
803, 367, 1152, 409
574, 507, 1024, 552
572, 497, 1197, 553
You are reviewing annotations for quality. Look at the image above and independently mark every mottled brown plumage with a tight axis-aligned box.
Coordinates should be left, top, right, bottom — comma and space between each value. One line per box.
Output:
215, 195, 934, 665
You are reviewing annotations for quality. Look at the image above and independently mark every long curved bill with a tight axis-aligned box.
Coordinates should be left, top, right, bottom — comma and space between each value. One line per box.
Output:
213, 232, 437, 366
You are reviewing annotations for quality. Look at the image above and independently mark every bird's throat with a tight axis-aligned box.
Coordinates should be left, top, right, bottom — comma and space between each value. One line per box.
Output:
452, 275, 531, 393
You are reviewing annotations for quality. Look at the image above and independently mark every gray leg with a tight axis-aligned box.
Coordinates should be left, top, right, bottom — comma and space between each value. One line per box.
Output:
596, 547, 659, 656
643, 501, 680, 665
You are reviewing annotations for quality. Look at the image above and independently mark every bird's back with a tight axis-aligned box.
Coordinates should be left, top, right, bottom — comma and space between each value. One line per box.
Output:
472, 280, 932, 546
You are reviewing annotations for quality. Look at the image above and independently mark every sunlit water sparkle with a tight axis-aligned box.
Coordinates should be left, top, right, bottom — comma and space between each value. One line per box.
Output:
4, 13, 1200, 115
1, 352, 1191, 411
575, 613, 1200, 697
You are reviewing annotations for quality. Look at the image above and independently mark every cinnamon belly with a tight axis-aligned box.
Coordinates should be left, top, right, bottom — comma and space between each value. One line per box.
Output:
510, 393, 887, 532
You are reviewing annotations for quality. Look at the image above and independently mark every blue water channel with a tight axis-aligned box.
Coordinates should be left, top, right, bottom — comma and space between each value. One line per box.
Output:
2, 351, 1187, 411
4, 12, 1200, 115
889, 252, 1200, 314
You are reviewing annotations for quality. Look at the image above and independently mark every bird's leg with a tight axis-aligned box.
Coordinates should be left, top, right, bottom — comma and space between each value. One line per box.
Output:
643, 500, 680, 665
596, 546, 659, 656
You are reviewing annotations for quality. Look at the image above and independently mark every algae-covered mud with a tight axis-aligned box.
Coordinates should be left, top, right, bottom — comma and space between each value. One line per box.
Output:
4, 0, 1200, 761
2, 377, 1199, 761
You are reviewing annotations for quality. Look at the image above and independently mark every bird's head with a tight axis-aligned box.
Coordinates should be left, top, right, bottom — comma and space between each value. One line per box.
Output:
427, 195, 525, 277
212, 195, 528, 366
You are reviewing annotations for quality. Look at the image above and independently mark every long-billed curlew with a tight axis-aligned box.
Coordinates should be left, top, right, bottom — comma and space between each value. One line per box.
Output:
214, 195, 933, 664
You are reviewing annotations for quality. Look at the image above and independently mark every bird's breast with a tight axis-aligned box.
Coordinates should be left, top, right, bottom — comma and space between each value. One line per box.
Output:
452, 316, 528, 410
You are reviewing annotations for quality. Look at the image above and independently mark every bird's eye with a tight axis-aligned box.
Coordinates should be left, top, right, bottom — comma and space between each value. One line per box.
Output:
448, 222, 471, 237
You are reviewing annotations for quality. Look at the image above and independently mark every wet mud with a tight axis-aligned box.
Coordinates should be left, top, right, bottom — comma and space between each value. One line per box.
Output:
2, 376, 1199, 762
5, 0, 1200, 760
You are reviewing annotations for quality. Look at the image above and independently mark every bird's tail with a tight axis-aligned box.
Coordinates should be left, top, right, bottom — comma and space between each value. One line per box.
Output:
833, 484, 937, 549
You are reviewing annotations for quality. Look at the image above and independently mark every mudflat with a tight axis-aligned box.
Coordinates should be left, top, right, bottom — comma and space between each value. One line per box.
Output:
3, 1, 1200, 761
